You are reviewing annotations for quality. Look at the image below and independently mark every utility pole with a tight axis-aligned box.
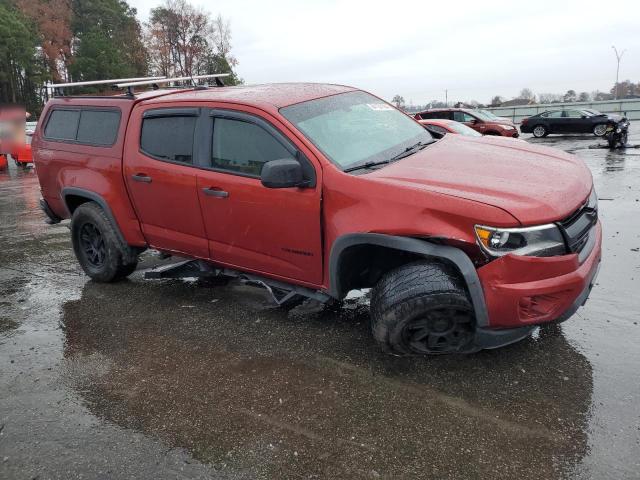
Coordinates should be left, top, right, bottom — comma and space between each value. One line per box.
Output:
445, 89, 448, 106
612, 46, 626, 99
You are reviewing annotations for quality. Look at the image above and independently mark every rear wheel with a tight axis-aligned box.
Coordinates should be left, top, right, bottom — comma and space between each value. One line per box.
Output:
593, 124, 607, 136
370, 261, 475, 355
71, 202, 139, 282
532, 125, 547, 138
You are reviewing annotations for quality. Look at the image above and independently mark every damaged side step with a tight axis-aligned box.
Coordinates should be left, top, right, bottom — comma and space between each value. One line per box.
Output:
144, 259, 331, 306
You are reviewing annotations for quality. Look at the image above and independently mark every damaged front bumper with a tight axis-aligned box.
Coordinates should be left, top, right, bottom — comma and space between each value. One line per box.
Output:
470, 220, 602, 350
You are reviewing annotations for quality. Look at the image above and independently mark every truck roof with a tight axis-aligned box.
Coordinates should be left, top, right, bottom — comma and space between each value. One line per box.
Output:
141, 83, 357, 110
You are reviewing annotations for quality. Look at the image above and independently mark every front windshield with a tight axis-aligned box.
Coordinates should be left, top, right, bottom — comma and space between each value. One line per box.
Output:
582, 109, 601, 116
477, 109, 499, 120
280, 91, 432, 170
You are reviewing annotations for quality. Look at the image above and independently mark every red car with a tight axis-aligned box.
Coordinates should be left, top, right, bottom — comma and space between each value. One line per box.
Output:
32, 81, 600, 355
418, 119, 482, 137
415, 108, 519, 137
0, 154, 7, 170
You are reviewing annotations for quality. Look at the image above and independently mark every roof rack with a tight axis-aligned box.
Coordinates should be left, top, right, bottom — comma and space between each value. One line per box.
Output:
116, 74, 230, 95
49, 76, 167, 97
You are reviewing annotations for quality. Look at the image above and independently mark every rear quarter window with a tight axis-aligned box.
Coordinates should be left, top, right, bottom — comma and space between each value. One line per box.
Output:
44, 110, 80, 140
44, 108, 120, 145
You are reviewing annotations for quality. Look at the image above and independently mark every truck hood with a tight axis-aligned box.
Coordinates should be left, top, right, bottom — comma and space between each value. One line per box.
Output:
367, 135, 592, 225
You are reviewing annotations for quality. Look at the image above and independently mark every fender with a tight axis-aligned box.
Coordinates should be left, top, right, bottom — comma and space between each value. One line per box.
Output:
328, 233, 489, 327
60, 187, 140, 261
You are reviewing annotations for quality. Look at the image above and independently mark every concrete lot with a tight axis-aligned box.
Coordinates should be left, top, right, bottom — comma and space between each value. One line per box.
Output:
1, 127, 639, 479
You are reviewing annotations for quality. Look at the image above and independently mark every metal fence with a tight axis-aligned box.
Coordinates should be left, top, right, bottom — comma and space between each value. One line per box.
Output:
485, 99, 640, 124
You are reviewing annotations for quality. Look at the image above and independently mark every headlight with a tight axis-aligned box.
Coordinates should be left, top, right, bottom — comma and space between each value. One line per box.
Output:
474, 224, 566, 257
501, 125, 515, 130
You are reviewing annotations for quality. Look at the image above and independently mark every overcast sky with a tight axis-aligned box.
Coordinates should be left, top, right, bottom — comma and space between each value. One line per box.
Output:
129, 0, 640, 105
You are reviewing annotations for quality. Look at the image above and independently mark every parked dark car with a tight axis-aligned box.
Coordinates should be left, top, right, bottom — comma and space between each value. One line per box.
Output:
414, 108, 519, 137
520, 109, 621, 138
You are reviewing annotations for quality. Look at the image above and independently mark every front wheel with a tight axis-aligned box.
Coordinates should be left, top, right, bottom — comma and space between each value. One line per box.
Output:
532, 125, 547, 138
71, 202, 139, 282
593, 124, 607, 136
370, 261, 476, 355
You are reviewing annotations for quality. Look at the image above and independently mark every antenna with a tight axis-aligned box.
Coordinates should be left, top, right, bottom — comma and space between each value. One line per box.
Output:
116, 74, 229, 89
50, 76, 167, 96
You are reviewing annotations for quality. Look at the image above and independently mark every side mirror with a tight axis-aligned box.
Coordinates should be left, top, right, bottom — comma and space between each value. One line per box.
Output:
261, 158, 304, 188
581, 115, 587, 119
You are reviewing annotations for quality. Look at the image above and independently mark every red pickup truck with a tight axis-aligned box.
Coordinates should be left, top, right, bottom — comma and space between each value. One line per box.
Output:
32, 83, 601, 355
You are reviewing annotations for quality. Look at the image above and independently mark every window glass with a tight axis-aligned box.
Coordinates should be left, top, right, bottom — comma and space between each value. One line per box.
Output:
563, 110, 584, 118
211, 118, 293, 176
140, 115, 196, 164
428, 111, 450, 120
77, 110, 120, 145
420, 112, 435, 119
546, 111, 563, 118
280, 91, 430, 170
44, 110, 80, 140
453, 111, 476, 123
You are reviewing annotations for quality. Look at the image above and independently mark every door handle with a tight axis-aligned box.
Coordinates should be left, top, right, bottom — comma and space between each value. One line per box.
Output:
202, 187, 229, 198
132, 174, 152, 183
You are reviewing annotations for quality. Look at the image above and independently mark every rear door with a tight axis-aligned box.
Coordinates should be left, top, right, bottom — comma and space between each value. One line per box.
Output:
123, 106, 208, 258
563, 110, 589, 133
195, 108, 323, 285
544, 110, 564, 133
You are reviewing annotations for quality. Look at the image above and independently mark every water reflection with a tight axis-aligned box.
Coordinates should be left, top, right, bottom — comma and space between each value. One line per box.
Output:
61, 279, 594, 479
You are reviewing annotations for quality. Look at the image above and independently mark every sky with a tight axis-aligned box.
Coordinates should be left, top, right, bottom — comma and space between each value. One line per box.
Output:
129, 0, 640, 105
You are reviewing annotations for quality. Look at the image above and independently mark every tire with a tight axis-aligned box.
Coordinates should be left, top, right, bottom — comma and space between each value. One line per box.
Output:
71, 202, 139, 282
532, 125, 547, 138
621, 132, 628, 146
370, 261, 475, 355
593, 124, 607, 136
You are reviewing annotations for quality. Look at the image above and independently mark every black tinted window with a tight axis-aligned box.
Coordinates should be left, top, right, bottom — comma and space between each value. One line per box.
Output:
141, 116, 196, 164
44, 110, 80, 140
77, 110, 120, 145
211, 118, 293, 176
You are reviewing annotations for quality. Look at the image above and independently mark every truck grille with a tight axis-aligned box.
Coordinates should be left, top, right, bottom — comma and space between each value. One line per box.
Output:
558, 193, 598, 255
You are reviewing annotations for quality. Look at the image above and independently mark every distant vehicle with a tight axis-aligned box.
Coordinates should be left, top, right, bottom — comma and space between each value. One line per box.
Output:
0, 154, 7, 170
418, 119, 482, 137
603, 117, 630, 148
520, 109, 621, 138
414, 108, 519, 137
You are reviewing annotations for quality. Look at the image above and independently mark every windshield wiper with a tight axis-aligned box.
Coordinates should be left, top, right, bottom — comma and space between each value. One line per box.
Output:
343, 140, 434, 173
343, 159, 391, 173
388, 140, 432, 162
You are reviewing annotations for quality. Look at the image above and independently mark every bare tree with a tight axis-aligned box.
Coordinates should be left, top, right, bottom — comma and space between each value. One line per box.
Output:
146, 0, 239, 79
518, 88, 535, 101
392, 95, 405, 109
489, 95, 503, 107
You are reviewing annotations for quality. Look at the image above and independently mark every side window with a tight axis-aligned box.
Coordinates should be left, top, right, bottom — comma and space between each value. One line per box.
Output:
44, 108, 120, 144
547, 111, 563, 118
44, 110, 80, 140
77, 110, 120, 145
140, 115, 196, 164
563, 110, 583, 118
210, 118, 294, 176
419, 112, 434, 119
453, 111, 475, 122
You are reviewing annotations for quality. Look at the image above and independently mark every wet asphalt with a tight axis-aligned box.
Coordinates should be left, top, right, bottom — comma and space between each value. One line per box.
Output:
1, 127, 639, 480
